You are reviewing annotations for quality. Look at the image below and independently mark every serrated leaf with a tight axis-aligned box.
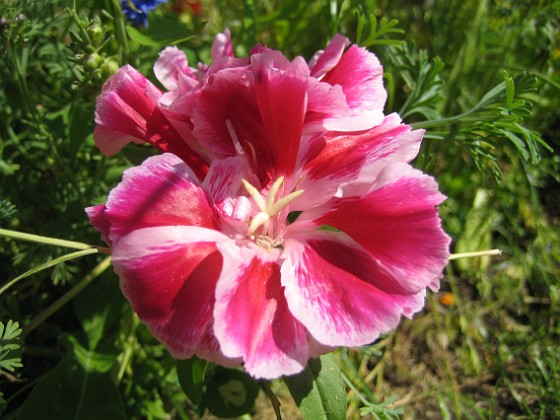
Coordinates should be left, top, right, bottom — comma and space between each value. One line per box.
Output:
0, 358, 22, 372
284, 354, 346, 420
0, 320, 23, 373
0, 320, 22, 341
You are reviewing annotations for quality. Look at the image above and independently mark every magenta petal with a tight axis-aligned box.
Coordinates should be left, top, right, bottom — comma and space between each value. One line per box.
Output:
154, 47, 199, 92
282, 235, 427, 347
102, 154, 215, 244
251, 53, 308, 176
85, 205, 112, 246
309, 34, 350, 78
112, 226, 229, 359
316, 165, 451, 293
214, 244, 309, 379
211, 28, 234, 59
294, 115, 422, 209
94, 65, 207, 177
192, 68, 259, 160
321, 44, 387, 126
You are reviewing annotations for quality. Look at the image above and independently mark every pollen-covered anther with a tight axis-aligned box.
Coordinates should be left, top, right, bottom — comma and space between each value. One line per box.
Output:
241, 177, 304, 237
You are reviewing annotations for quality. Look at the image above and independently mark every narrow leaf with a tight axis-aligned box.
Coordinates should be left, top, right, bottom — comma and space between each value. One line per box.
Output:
177, 356, 208, 406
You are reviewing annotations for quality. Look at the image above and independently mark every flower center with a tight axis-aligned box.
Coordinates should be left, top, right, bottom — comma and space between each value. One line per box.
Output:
241, 176, 303, 243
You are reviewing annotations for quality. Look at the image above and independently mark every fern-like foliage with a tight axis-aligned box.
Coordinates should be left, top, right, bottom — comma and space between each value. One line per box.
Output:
0, 320, 23, 374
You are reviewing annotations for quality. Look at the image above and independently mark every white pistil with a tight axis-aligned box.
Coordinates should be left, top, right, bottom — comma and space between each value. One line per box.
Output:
241, 177, 304, 237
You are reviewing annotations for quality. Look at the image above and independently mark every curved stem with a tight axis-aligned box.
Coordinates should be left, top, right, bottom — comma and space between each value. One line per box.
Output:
0, 228, 110, 253
259, 380, 283, 420
22, 256, 112, 338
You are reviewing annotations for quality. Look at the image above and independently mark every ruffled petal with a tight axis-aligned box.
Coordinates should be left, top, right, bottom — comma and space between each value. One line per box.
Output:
154, 46, 199, 92
94, 65, 207, 177
315, 163, 451, 292
214, 242, 310, 379
101, 153, 215, 244
309, 34, 350, 78
112, 226, 231, 360
211, 28, 234, 59
85, 205, 112, 246
320, 44, 386, 127
293, 114, 422, 210
192, 67, 258, 160
282, 232, 428, 347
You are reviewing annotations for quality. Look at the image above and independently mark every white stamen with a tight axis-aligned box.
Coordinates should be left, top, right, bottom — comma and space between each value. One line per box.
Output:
247, 212, 270, 236
270, 189, 304, 215
242, 177, 304, 239
241, 179, 266, 212
225, 119, 245, 156
266, 176, 285, 210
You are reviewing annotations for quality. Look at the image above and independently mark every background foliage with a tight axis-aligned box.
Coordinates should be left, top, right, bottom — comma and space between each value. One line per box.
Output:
0, 0, 558, 418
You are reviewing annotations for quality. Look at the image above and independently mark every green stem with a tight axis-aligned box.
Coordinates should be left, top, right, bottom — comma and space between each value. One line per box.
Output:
449, 249, 502, 260
22, 256, 112, 338
0, 248, 99, 296
259, 380, 282, 420
0, 228, 110, 253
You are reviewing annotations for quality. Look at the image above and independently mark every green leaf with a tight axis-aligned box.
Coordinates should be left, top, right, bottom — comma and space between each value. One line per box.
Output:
66, 335, 118, 374
68, 102, 94, 158
284, 354, 346, 420
0, 320, 23, 373
203, 367, 260, 418
126, 26, 161, 46
127, 15, 194, 46
17, 350, 125, 420
177, 356, 208, 406
73, 272, 125, 350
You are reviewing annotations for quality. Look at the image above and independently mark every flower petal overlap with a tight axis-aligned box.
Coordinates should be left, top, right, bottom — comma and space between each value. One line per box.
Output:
88, 31, 451, 378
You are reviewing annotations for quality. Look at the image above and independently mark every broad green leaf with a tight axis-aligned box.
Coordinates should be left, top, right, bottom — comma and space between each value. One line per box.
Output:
17, 350, 125, 420
66, 335, 118, 374
284, 354, 346, 420
127, 16, 194, 46
203, 367, 260, 418
73, 272, 125, 350
68, 102, 94, 158
177, 356, 208, 406
126, 26, 161, 46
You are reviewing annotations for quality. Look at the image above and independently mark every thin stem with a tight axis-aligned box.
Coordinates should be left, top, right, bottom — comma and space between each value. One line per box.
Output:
0, 228, 110, 253
449, 249, 502, 260
0, 248, 99, 296
22, 256, 112, 338
116, 311, 140, 384
259, 380, 282, 420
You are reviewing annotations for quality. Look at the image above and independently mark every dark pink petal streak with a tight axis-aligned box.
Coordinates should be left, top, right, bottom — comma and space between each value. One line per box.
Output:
214, 244, 310, 379
282, 234, 426, 347
112, 226, 231, 361
100, 153, 215, 244
316, 167, 451, 292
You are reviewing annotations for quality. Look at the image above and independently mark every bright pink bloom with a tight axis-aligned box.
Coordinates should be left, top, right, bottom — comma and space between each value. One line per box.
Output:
88, 32, 450, 379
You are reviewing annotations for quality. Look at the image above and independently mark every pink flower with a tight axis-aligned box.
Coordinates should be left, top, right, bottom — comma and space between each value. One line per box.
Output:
87, 32, 451, 379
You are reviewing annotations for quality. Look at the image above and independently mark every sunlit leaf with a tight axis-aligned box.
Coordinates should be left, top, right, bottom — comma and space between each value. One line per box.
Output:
284, 354, 346, 420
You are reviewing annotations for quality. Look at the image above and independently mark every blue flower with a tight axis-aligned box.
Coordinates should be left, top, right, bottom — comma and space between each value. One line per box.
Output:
121, 0, 168, 26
